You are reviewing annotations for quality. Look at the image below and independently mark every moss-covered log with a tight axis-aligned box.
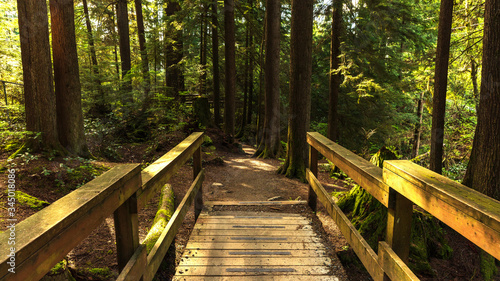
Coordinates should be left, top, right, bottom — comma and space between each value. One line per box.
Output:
143, 184, 175, 253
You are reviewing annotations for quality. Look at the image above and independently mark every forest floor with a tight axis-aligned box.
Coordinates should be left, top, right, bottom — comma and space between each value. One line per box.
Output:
1, 129, 499, 280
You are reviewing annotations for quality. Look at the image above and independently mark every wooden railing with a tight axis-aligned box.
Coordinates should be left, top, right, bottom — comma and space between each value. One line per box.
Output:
0, 132, 205, 281
306, 132, 500, 281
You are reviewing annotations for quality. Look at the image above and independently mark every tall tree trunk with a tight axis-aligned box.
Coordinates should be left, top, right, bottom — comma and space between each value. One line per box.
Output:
211, 0, 221, 127
430, 0, 453, 174
247, 22, 254, 126
224, 0, 236, 137
82, 0, 107, 116
116, 0, 133, 105
327, 0, 342, 142
165, 1, 183, 99
200, 3, 208, 97
50, 0, 90, 157
17, 0, 62, 152
278, 0, 313, 180
463, 0, 500, 201
237, 25, 251, 137
412, 90, 425, 158
254, 0, 280, 158
256, 16, 265, 144
135, 0, 151, 109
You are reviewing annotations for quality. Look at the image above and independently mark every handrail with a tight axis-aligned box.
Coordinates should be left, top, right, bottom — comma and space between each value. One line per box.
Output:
306, 132, 500, 281
0, 132, 205, 281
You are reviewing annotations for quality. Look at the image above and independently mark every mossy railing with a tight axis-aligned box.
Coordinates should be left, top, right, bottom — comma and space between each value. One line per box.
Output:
306, 132, 500, 281
0, 132, 204, 281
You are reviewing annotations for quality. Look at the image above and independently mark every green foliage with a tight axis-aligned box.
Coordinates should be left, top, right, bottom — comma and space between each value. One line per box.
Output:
8, 190, 49, 210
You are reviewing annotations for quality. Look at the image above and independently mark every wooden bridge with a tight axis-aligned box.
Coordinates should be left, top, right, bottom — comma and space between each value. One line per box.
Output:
1, 132, 499, 281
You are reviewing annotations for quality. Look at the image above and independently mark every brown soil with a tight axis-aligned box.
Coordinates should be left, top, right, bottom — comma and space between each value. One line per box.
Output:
1, 131, 499, 281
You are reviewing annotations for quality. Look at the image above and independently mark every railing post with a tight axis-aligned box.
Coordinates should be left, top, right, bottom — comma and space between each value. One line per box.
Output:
308, 144, 318, 212
114, 192, 140, 272
382, 188, 413, 281
193, 145, 203, 220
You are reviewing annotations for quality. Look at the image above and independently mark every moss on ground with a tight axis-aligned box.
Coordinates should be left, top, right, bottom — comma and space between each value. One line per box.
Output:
7, 190, 50, 210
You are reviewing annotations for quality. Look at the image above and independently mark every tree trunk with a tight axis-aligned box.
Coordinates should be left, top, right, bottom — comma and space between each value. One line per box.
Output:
237, 25, 250, 138
211, 0, 221, 127
327, 0, 342, 142
278, 0, 313, 180
17, 0, 62, 152
412, 90, 425, 159
135, 0, 151, 109
200, 3, 208, 97
116, 0, 133, 105
82, 0, 107, 116
224, 0, 236, 137
430, 0, 453, 174
256, 16, 265, 144
463, 0, 500, 201
254, 0, 280, 158
50, 0, 90, 157
165, 1, 184, 99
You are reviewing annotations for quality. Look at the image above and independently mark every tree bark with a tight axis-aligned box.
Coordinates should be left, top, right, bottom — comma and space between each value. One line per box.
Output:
116, 0, 133, 105
135, 0, 151, 109
463, 0, 500, 201
200, 3, 208, 97
224, 0, 236, 137
412, 90, 425, 158
278, 0, 313, 180
327, 0, 342, 142
17, 0, 62, 152
254, 0, 280, 158
50, 0, 90, 157
82, 0, 107, 116
211, 0, 221, 127
237, 25, 250, 138
430, 0, 453, 174
165, 1, 184, 99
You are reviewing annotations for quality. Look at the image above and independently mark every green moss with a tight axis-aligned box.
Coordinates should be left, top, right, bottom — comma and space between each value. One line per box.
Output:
9, 191, 50, 210
480, 251, 498, 281
50, 260, 66, 275
87, 267, 114, 279
144, 185, 175, 253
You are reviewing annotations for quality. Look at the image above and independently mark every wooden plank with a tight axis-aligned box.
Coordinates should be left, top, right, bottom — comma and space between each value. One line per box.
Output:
114, 193, 139, 271
174, 265, 330, 276
201, 211, 302, 218
307, 132, 389, 207
385, 190, 413, 264
0, 164, 142, 281
193, 224, 311, 230
181, 249, 328, 258
184, 242, 325, 250
308, 145, 318, 211
116, 244, 147, 281
145, 169, 205, 281
138, 132, 204, 208
306, 169, 384, 281
172, 275, 341, 281
378, 242, 420, 281
190, 229, 316, 236
177, 257, 332, 266
193, 146, 203, 219
187, 236, 321, 243
384, 160, 500, 261
205, 201, 307, 206
194, 218, 310, 225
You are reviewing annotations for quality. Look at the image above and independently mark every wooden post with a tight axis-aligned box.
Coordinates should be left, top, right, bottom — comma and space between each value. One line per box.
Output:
114, 193, 140, 272
193, 145, 203, 220
382, 188, 413, 281
308, 144, 318, 212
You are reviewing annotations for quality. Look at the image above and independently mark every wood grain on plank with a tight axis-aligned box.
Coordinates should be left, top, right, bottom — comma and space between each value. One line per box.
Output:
307, 132, 389, 207
378, 242, 420, 281
0, 164, 141, 281
180, 249, 328, 258
175, 265, 331, 276
184, 242, 325, 250
177, 257, 332, 266
384, 160, 500, 261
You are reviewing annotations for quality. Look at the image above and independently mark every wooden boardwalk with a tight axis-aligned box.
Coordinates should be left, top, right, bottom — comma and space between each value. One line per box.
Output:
173, 202, 340, 280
